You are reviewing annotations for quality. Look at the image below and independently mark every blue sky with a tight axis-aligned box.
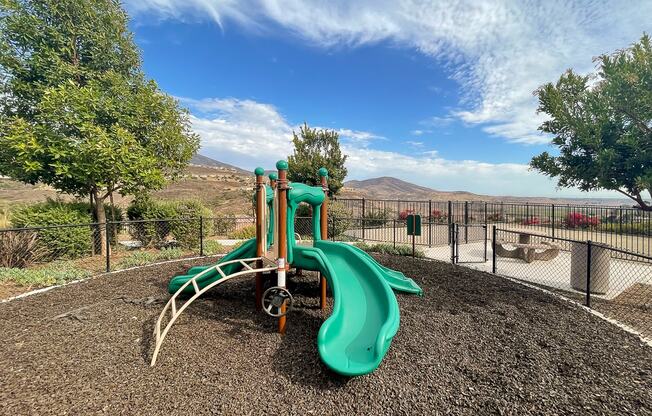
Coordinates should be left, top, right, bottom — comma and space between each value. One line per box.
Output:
124, 1, 652, 198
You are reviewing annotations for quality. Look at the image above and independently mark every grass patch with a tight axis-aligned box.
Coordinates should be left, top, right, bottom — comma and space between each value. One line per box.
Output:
0, 261, 92, 287
203, 240, 226, 255
355, 242, 425, 258
116, 248, 187, 269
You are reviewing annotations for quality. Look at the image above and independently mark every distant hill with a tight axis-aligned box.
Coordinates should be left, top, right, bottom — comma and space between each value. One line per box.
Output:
190, 154, 250, 175
341, 176, 631, 206
342, 176, 487, 201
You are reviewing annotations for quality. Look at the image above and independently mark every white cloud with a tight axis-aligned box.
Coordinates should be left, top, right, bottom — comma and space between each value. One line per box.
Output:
126, 0, 652, 145
333, 128, 385, 147
183, 96, 620, 198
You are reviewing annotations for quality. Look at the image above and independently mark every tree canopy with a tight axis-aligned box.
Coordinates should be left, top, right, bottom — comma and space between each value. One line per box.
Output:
531, 34, 652, 209
287, 123, 348, 194
0, 0, 200, 230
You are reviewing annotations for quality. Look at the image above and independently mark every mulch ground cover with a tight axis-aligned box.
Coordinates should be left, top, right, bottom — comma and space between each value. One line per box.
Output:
1, 255, 651, 415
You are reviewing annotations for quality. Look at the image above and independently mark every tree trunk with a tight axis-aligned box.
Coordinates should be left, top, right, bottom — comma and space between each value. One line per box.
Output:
92, 189, 109, 256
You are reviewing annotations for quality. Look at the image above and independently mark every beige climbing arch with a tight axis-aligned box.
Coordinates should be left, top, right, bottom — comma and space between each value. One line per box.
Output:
150, 257, 277, 366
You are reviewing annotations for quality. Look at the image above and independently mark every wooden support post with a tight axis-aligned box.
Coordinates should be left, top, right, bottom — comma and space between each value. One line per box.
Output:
254, 167, 265, 311
319, 168, 329, 310
276, 161, 289, 334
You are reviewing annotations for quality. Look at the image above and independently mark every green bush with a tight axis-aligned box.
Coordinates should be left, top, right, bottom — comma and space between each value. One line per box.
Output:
355, 242, 425, 258
599, 222, 652, 236
203, 240, 225, 255
329, 201, 353, 238
364, 209, 391, 227
0, 261, 92, 287
11, 201, 93, 260
127, 197, 213, 248
169, 200, 213, 248
229, 224, 256, 239
212, 214, 237, 236
0, 230, 45, 268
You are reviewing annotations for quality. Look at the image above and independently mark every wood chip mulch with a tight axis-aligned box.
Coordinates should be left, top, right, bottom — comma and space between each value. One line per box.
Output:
1, 255, 651, 415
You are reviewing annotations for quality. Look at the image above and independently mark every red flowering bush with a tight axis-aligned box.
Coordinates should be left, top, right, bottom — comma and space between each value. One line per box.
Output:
398, 209, 414, 220
565, 212, 600, 228
432, 209, 447, 222
522, 217, 541, 226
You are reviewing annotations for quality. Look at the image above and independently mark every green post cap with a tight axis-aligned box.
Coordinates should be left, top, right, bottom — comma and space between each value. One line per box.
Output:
276, 160, 288, 170
254, 167, 265, 176
318, 167, 328, 178
269, 173, 278, 181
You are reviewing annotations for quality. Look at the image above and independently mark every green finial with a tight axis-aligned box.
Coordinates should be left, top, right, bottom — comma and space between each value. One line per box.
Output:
254, 167, 265, 176
318, 167, 328, 178
269, 173, 278, 181
276, 160, 288, 170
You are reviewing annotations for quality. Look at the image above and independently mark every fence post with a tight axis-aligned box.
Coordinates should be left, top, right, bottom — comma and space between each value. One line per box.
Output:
551, 204, 555, 238
361, 198, 366, 241
105, 222, 111, 273
586, 240, 592, 308
199, 216, 204, 256
447, 201, 452, 244
428, 199, 432, 247
450, 223, 455, 264
393, 219, 396, 249
483, 225, 487, 262
464, 201, 469, 243
492, 225, 497, 274
484, 202, 488, 225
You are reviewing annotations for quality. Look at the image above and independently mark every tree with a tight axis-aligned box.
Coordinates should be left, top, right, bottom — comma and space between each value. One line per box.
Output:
531, 34, 652, 210
287, 123, 348, 194
0, 0, 200, 253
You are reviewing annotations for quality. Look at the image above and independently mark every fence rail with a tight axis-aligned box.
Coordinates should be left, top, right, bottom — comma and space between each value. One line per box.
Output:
1, 212, 650, 341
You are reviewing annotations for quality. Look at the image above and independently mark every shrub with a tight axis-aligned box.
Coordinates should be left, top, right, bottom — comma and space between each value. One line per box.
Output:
327, 201, 352, 238
0, 230, 46, 268
127, 197, 213, 248
364, 209, 391, 227
521, 217, 541, 226
169, 200, 213, 248
487, 213, 505, 222
212, 214, 237, 236
565, 212, 599, 229
599, 222, 652, 236
0, 261, 91, 287
431, 209, 447, 223
229, 224, 256, 239
11, 201, 93, 260
398, 209, 414, 220
203, 240, 226, 255
355, 242, 425, 258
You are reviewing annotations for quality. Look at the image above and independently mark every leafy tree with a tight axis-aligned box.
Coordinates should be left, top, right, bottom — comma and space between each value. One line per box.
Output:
531, 34, 652, 210
287, 123, 348, 194
0, 0, 200, 253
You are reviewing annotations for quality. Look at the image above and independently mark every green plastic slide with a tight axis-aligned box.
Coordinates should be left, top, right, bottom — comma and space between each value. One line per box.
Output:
310, 240, 403, 376
167, 238, 257, 294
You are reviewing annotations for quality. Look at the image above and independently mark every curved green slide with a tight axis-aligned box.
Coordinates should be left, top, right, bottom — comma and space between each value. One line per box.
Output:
168, 238, 257, 294
297, 240, 408, 376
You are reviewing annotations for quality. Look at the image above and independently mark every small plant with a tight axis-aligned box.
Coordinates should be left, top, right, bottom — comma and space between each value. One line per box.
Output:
0, 230, 45, 268
203, 240, 225, 255
0, 261, 91, 287
398, 209, 414, 220
364, 209, 391, 227
521, 217, 541, 226
565, 212, 600, 229
355, 242, 425, 258
431, 209, 447, 223
487, 213, 505, 222
229, 224, 256, 240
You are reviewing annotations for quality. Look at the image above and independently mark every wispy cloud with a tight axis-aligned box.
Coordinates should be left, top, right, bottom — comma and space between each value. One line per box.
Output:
126, 0, 651, 145
181, 96, 618, 197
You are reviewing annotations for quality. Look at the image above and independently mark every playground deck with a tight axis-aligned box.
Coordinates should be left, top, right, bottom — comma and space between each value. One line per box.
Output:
1, 256, 651, 415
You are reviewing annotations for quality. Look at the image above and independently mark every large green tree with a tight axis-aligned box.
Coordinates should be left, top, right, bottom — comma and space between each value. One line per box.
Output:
287, 123, 348, 194
0, 0, 200, 252
531, 34, 652, 210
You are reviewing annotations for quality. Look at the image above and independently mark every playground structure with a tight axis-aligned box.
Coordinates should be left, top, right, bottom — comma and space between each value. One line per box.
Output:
151, 161, 423, 376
